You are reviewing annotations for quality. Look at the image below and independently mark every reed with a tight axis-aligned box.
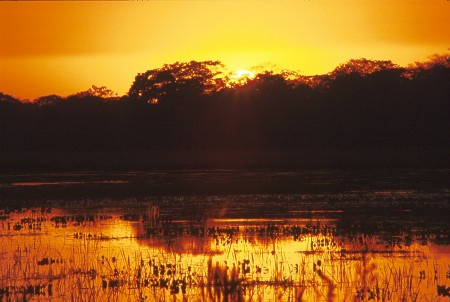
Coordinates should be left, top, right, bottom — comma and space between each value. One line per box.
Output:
0, 201, 448, 301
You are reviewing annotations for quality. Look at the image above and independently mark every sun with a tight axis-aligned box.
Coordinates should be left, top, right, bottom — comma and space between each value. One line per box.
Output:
227, 69, 255, 87
231, 69, 255, 79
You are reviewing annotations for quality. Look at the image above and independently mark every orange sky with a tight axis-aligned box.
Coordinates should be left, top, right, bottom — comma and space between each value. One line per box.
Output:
1, 0, 449, 100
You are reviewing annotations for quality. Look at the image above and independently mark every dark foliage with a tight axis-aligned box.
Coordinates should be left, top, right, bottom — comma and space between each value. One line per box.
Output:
1, 55, 449, 169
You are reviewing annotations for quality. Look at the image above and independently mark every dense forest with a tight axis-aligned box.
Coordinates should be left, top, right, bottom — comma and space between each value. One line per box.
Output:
1, 54, 449, 169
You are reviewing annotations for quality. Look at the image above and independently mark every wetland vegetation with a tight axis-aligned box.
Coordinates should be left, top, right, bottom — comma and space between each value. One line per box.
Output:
0, 170, 449, 301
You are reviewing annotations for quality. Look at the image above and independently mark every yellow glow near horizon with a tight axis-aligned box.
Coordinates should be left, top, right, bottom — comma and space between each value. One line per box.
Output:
231, 70, 255, 80
228, 69, 256, 86
0, 0, 449, 100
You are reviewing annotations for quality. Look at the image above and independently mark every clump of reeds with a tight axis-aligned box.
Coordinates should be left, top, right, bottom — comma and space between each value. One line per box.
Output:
199, 257, 243, 302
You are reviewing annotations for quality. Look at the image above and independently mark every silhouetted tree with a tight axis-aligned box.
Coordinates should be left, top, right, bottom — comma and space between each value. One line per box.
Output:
74, 85, 118, 99
1, 54, 449, 169
330, 58, 401, 78
34, 94, 65, 106
406, 53, 450, 80
128, 60, 224, 104
252, 72, 290, 96
0, 92, 21, 104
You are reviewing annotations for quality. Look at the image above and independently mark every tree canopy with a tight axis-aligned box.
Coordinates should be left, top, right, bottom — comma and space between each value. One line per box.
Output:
1, 54, 448, 169
128, 60, 224, 104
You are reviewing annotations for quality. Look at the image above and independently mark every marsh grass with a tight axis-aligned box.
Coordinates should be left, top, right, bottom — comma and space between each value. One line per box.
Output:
0, 202, 448, 301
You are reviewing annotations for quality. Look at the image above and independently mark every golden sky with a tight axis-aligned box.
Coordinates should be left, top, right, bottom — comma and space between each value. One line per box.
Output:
1, 0, 449, 100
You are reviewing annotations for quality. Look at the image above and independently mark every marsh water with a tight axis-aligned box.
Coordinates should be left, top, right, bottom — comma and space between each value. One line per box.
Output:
0, 170, 449, 301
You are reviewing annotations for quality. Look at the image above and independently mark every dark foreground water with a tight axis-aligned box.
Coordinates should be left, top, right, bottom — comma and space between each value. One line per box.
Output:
0, 169, 449, 301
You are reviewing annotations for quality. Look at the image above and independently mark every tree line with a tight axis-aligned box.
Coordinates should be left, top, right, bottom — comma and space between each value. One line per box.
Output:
0, 54, 448, 167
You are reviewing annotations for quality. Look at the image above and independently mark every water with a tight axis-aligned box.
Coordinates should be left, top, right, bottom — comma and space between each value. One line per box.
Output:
0, 170, 449, 301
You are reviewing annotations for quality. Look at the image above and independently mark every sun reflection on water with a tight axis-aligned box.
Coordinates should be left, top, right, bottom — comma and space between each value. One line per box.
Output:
0, 204, 448, 301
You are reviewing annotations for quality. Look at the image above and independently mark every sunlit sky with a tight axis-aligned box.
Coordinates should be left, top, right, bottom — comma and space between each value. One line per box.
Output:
1, 0, 449, 100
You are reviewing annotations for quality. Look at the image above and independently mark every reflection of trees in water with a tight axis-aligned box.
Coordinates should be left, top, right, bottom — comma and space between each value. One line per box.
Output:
145, 203, 160, 227
1, 203, 449, 301
124, 201, 450, 258
134, 203, 236, 255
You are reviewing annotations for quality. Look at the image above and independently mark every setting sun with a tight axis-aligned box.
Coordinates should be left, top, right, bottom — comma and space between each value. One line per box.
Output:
0, 1, 449, 301
231, 70, 255, 80
227, 69, 255, 86
0, 0, 448, 99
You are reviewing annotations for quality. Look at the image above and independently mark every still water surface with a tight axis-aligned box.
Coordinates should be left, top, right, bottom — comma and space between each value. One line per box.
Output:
0, 170, 449, 301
